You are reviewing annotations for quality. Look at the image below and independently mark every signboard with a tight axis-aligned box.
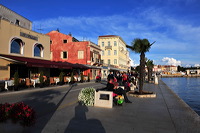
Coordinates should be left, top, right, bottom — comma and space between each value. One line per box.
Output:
20, 32, 38, 41
0, 66, 8, 70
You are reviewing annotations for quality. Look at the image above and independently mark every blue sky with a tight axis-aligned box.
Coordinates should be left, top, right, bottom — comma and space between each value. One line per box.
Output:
1, 0, 200, 67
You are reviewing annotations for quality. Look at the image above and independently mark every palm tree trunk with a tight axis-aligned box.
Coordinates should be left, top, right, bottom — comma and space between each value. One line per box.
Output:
147, 67, 151, 82
139, 52, 145, 94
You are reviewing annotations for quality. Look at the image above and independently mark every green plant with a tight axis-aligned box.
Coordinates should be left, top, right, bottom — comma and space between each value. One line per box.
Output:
70, 72, 74, 83
80, 72, 84, 82
39, 71, 44, 84
78, 87, 95, 106
14, 71, 19, 86
87, 73, 90, 82
59, 72, 65, 83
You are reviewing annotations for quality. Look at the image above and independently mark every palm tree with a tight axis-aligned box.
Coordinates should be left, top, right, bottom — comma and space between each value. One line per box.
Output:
126, 38, 155, 94
146, 59, 154, 82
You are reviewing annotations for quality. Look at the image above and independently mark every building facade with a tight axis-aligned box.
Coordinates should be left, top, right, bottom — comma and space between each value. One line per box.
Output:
47, 31, 102, 79
98, 35, 130, 77
0, 5, 77, 81
0, 4, 32, 30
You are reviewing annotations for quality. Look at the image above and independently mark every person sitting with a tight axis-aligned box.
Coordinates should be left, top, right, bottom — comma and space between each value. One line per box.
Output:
106, 78, 132, 103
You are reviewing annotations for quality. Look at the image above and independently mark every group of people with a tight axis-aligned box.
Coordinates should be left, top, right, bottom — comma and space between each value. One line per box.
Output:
106, 71, 138, 103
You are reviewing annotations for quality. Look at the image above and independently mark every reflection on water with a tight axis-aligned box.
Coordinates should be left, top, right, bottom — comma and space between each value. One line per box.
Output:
162, 77, 200, 116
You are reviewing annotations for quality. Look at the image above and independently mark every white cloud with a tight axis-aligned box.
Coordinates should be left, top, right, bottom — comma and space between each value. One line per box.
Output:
161, 57, 181, 66
32, 8, 200, 66
194, 64, 200, 67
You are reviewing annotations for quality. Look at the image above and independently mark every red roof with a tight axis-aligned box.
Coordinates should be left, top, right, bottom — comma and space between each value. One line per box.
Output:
99, 35, 118, 37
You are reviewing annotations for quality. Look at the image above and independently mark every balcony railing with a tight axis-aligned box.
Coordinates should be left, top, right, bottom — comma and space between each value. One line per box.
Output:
105, 46, 112, 50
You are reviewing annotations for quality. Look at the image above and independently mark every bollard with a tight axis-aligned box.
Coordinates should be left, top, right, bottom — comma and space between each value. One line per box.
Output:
154, 75, 158, 84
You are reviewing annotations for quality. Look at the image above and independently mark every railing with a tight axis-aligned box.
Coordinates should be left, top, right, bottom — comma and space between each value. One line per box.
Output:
105, 46, 112, 50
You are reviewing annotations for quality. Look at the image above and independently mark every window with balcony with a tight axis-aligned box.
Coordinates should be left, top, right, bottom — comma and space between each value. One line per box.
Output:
108, 41, 110, 46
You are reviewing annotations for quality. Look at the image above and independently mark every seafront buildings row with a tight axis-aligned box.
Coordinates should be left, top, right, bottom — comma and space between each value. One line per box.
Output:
0, 4, 199, 82
0, 4, 131, 80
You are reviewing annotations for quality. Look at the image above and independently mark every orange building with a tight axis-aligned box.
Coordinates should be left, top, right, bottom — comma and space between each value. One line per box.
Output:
47, 30, 102, 79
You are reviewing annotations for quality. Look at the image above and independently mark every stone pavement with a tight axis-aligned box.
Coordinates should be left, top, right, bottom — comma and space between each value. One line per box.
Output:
41, 79, 200, 133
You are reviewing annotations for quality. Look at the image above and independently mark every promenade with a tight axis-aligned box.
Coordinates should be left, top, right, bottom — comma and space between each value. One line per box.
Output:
1, 79, 200, 133
41, 79, 200, 133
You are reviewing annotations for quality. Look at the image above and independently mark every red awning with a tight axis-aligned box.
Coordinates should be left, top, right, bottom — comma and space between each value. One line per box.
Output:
0, 54, 72, 69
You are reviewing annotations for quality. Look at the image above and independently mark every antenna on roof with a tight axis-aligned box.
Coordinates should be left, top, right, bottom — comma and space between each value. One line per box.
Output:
37, 24, 43, 33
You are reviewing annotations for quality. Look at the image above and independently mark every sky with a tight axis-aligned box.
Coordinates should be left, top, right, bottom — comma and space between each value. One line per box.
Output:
1, 0, 200, 67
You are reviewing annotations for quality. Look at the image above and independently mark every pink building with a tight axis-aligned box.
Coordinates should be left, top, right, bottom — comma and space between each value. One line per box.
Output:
47, 30, 102, 79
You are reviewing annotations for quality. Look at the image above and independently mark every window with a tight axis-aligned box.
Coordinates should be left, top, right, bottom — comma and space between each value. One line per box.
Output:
34, 44, 44, 57
11, 40, 20, 54
63, 40, 68, 43
108, 59, 110, 65
78, 51, 84, 59
108, 50, 110, 55
50, 52, 53, 59
61, 51, 68, 59
114, 41, 117, 46
108, 41, 110, 46
102, 50, 104, 56
114, 50, 117, 55
10, 38, 24, 54
114, 59, 117, 64
15, 19, 20, 25
102, 42, 104, 47
50, 40, 52, 44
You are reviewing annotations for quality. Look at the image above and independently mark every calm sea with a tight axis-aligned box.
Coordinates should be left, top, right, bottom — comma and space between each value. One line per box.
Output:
161, 77, 200, 116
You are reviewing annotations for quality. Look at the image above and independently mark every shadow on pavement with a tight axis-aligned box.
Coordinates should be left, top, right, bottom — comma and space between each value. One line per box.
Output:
65, 103, 105, 133
22, 84, 76, 133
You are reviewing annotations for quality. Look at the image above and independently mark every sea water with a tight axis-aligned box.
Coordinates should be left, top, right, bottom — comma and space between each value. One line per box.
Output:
162, 77, 200, 116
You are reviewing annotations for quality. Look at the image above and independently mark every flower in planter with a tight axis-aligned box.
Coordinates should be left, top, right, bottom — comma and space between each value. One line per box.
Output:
0, 102, 36, 127
78, 87, 95, 106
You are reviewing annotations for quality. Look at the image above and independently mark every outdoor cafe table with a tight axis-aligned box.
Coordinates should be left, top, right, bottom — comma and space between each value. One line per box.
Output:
31, 78, 40, 88
5, 80, 14, 90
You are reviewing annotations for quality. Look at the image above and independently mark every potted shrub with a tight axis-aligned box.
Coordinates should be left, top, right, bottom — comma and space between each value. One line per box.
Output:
59, 72, 65, 85
87, 73, 90, 82
14, 71, 19, 91
70, 72, 74, 84
80, 72, 84, 83
39, 71, 44, 88
78, 87, 95, 106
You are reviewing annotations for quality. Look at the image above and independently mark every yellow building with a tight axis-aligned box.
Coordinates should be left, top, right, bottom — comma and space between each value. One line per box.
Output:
98, 35, 130, 75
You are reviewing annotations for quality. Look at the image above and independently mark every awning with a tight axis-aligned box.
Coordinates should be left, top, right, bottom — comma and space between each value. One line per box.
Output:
0, 54, 73, 69
82, 64, 102, 69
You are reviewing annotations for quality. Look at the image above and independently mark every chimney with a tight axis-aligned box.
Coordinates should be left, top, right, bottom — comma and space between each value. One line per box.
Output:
56, 28, 60, 32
